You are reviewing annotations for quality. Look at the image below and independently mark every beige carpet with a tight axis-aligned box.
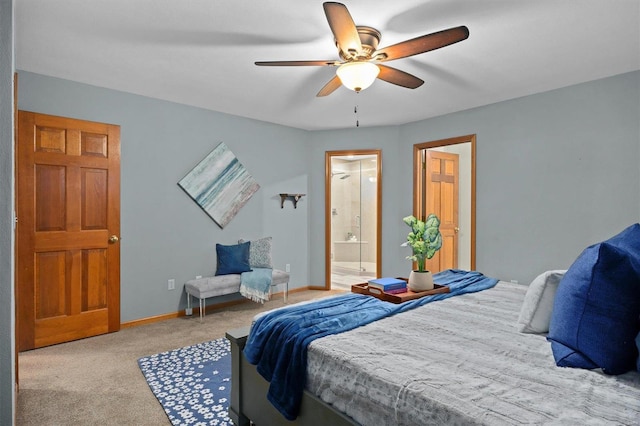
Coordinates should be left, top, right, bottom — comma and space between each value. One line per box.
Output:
17, 289, 344, 425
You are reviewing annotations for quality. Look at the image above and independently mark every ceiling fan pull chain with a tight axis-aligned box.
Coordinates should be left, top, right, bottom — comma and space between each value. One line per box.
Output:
354, 103, 359, 127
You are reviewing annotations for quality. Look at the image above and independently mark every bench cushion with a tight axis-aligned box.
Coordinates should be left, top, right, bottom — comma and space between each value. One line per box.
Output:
272, 269, 289, 286
185, 275, 241, 299
185, 269, 290, 300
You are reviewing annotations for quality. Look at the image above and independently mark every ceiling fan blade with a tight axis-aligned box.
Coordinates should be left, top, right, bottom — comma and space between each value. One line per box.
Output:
377, 65, 424, 89
255, 60, 338, 67
317, 75, 343, 97
374, 26, 469, 62
323, 2, 363, 58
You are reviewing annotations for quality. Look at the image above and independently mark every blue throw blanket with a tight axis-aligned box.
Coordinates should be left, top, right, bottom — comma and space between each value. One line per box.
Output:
243, 269, 499, 420
240, 267, 272, 303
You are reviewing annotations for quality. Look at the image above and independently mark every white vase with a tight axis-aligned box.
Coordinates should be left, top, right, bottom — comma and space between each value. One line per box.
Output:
408, 270, 434, 292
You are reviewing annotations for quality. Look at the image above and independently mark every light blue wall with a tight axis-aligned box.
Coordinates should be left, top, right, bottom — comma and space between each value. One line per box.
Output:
7, 63, 640, 424
18, 71, 311, 322
0, 0, 15, 423
400, 71, 640, 283
307, 126, 403, 285
17, 70, 640, 324
309, 71, 640, 285
7, 60, 640, 425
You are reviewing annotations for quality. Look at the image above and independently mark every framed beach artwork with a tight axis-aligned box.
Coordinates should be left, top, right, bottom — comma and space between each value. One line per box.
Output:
178, 142, 260, 228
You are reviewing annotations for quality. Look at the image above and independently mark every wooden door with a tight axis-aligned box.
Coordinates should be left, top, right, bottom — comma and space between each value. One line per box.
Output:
424, 150, 459, 273
16, 111, 121, 351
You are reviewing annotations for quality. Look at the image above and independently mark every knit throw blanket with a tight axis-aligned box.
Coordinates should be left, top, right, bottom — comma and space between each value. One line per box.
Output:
240, 267, 272, 303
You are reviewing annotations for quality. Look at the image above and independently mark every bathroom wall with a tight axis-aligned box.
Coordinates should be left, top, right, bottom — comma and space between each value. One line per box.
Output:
330, 157, 377, 268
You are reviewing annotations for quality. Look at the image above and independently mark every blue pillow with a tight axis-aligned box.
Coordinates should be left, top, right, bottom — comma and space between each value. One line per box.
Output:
215, 242, 252, 276
547, 224, 640, 375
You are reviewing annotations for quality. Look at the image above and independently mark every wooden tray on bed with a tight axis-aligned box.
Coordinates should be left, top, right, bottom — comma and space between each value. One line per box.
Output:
351, 278, 450, 304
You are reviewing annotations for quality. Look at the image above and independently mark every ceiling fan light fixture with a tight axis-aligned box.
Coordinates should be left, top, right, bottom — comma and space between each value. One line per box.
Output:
336, 62, 380, 92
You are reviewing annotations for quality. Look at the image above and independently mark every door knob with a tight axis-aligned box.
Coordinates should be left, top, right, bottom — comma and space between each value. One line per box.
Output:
454, 227, 460, 233
108, 235, 119, 244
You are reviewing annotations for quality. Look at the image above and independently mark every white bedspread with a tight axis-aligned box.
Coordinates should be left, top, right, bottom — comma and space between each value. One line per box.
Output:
306, 282, 640, 425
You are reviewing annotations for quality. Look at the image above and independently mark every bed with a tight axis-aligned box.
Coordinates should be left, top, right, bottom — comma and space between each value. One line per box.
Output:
225, 225, 640, 425
226, 278, 640, 425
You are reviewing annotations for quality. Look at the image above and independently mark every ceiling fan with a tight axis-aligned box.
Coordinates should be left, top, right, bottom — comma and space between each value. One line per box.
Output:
255, 2, 469, 97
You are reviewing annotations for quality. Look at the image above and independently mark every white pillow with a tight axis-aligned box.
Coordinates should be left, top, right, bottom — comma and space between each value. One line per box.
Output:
517, 270, 566, 334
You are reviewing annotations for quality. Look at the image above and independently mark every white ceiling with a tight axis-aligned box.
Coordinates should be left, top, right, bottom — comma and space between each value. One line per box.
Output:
15, 0, 640, 131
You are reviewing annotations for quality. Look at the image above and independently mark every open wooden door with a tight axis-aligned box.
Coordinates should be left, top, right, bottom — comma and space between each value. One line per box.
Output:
16, 111, 121, 351
423, 150, 459, 273
413, 135, 476, 273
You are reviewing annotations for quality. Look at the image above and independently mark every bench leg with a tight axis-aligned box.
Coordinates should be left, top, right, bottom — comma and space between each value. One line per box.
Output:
199, 297, 205, 322
184, 292, 195, 317
284, 280, 288, 304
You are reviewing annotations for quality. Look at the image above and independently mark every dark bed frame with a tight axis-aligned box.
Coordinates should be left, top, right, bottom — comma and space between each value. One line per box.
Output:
226, 327, 358, 426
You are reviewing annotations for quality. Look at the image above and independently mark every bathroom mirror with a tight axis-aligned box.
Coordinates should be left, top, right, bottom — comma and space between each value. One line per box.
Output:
325, 150, 382, 290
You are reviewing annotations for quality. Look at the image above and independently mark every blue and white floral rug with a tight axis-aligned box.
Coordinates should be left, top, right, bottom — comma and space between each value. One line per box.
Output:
138, 338, 232, 426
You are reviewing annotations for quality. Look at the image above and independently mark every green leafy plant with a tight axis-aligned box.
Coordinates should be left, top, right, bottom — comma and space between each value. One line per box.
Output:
402, 214, 442, 272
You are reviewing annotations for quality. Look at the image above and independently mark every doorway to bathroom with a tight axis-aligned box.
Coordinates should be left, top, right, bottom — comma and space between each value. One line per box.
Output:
325, 150, 381, 291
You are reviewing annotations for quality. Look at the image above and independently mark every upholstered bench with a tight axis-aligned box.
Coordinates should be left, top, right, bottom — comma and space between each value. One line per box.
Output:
184, 237, 290, 321
185, 269, 290, 321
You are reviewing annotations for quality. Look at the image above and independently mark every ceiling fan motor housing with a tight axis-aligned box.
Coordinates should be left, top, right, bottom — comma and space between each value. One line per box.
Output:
337, 26, 381, 61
